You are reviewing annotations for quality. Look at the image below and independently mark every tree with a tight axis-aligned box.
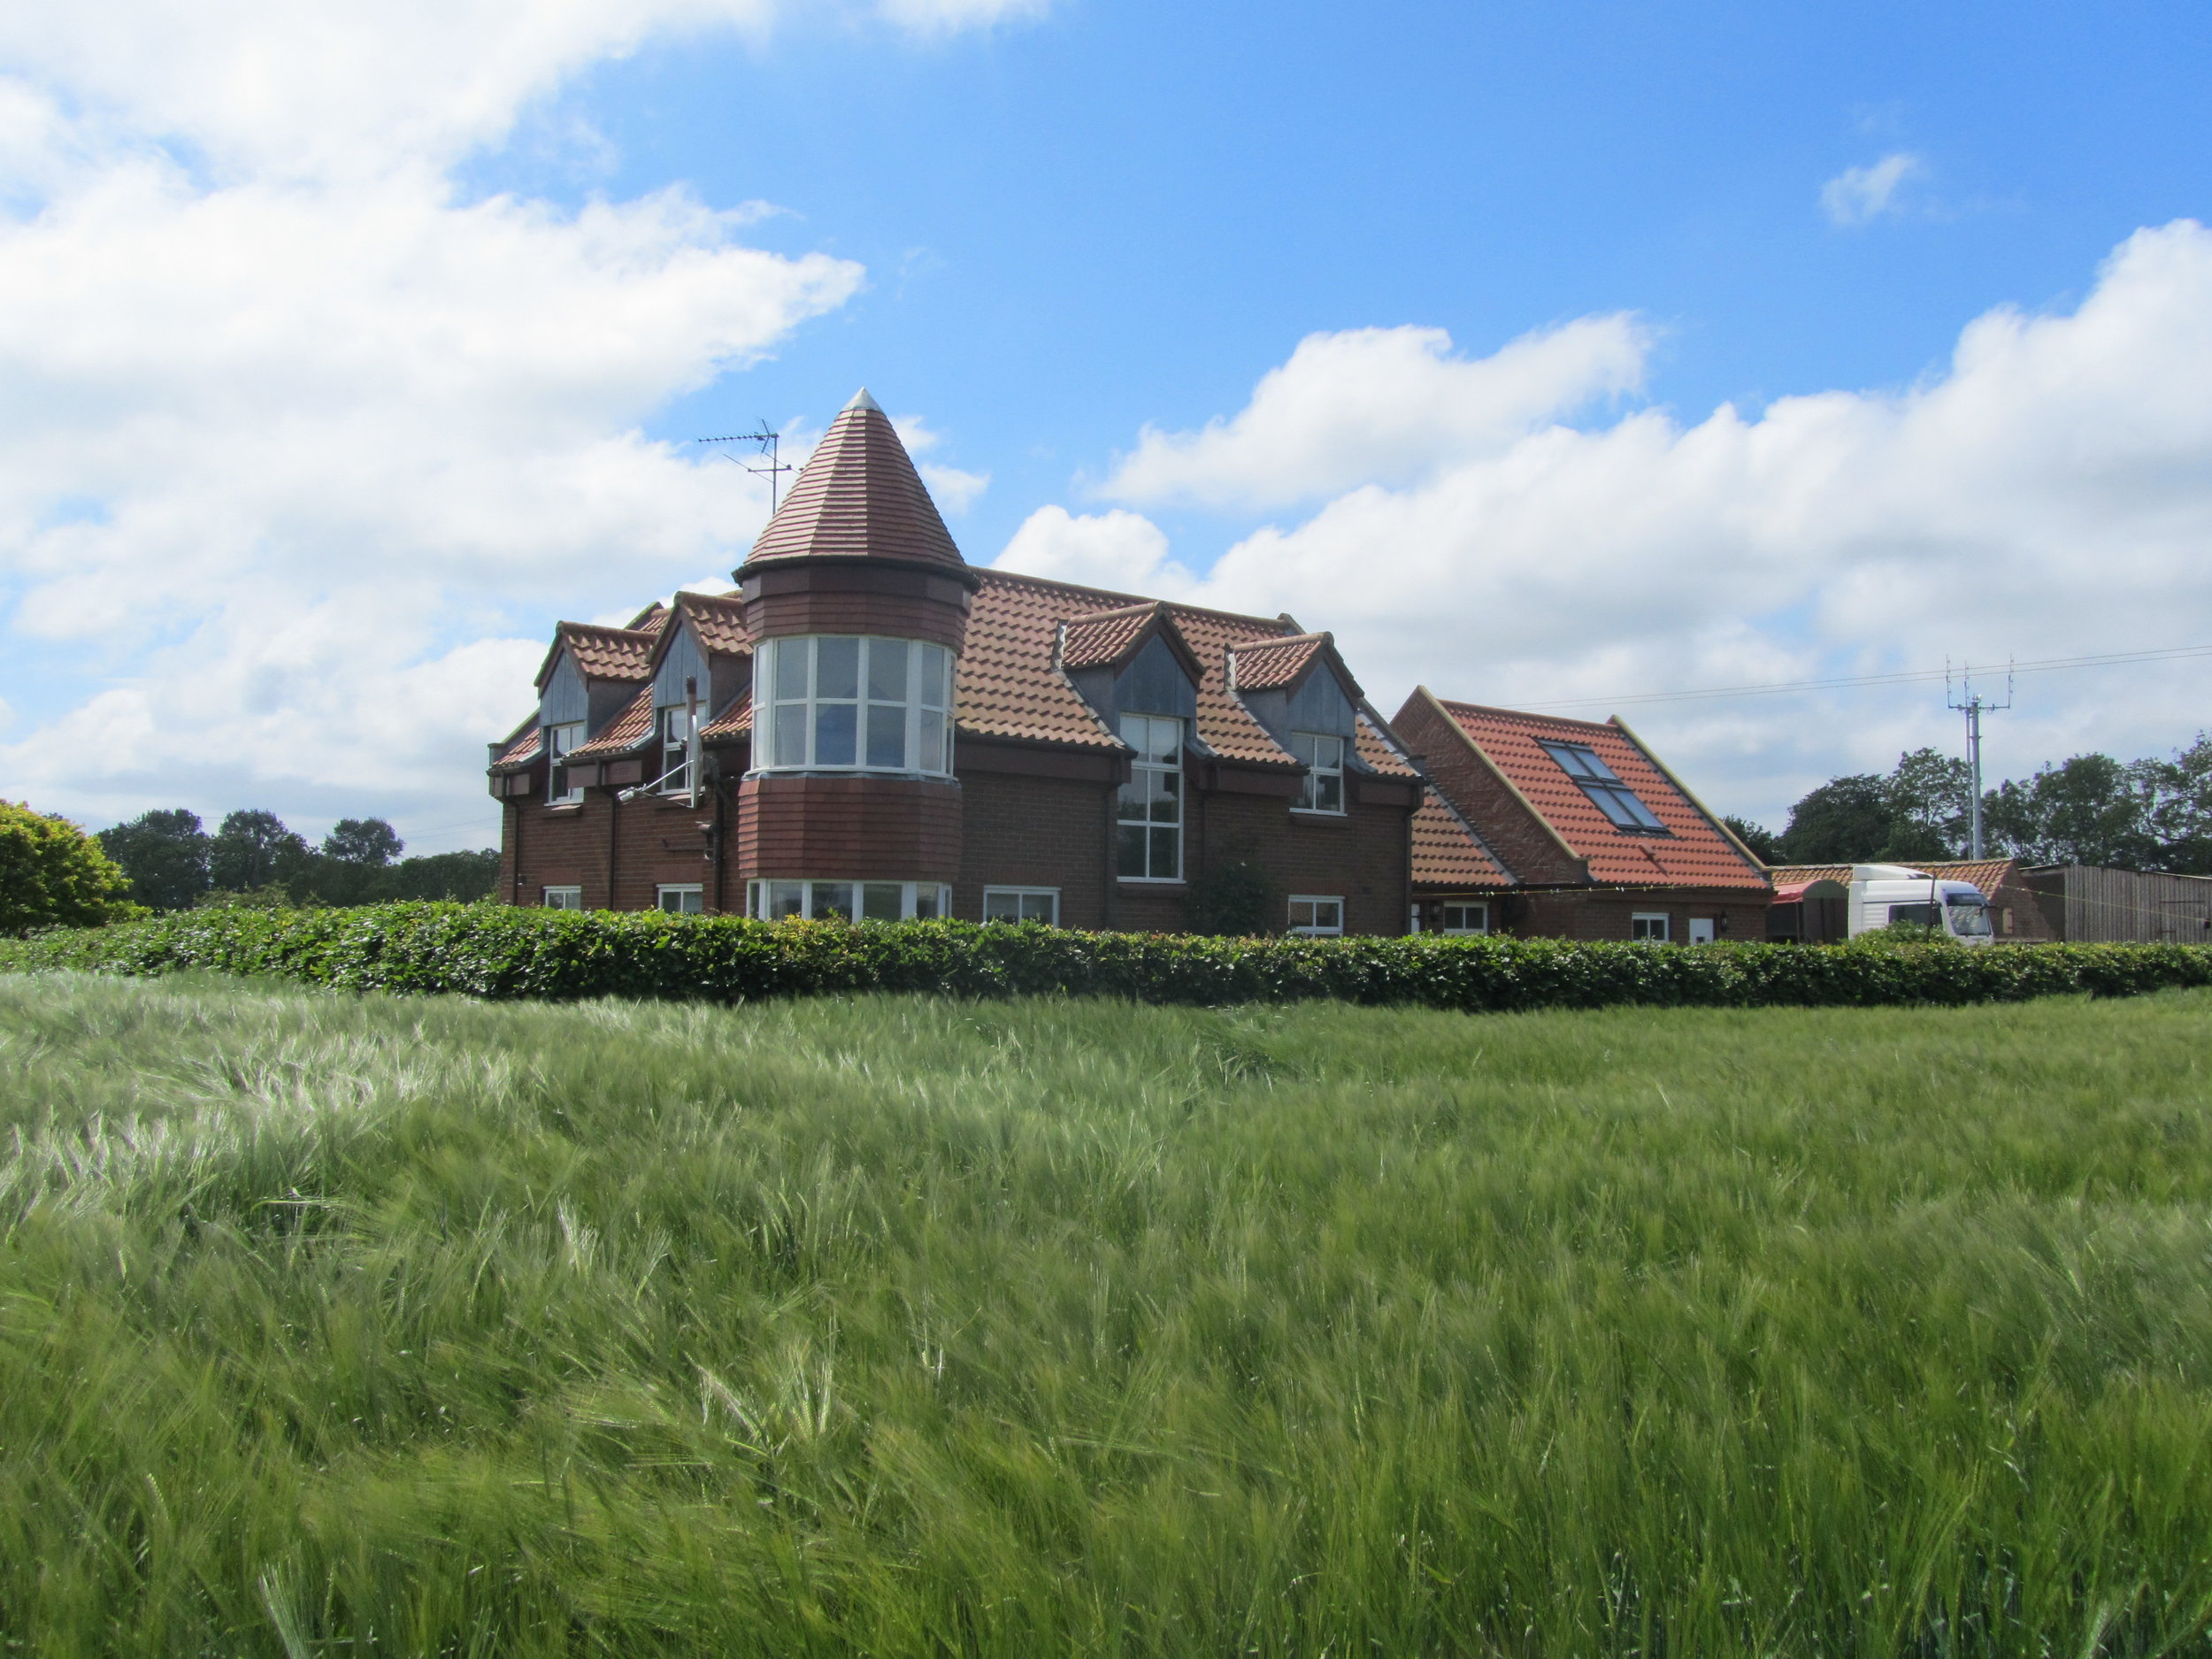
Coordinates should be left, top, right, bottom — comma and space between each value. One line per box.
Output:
96, 808, 211, 910
209, 809, 311, 892
0, 803, 140, 934
1985, 753, 2157, 868
379, 849, 500, 902
323, 818, 403, 866
1721, 815, 1781, 864
1886, 748, 1973, 861
2137, 733, 2212, 874
1775, 774, 1894, 864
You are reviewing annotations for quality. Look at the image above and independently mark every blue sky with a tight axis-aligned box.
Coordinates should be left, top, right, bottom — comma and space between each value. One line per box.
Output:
4, 0, 2211, 849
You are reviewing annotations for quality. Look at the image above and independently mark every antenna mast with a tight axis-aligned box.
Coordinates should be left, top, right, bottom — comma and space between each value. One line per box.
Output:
695, 424, 794, 513
1947, 659, 2015, 859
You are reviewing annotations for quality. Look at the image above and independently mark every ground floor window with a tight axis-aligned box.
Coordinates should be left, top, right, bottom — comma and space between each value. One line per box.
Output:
983, 887, 1059, 924
746, 879, 950, 922
1288, 895, 1343, 936
657, 884, 703, 914
1441, 902, 1489, 935
1631, 911, 1671, 942
542, 886, 583, 910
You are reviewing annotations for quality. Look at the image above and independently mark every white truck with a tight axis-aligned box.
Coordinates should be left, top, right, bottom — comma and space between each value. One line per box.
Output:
1845, 864, 1994, 946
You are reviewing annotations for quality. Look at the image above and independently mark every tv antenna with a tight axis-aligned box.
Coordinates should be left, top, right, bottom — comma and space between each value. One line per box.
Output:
695, 424, 793, 513
1947, 658, 2015, 859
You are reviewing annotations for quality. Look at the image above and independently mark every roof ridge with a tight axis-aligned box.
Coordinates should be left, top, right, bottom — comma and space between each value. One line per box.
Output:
1437, 696, 1617, 733
976, 567, 1301, 634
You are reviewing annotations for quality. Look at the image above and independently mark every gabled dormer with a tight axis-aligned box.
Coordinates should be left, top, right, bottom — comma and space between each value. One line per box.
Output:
1225, 629, 1369, 811
1056, 601, 1206, 737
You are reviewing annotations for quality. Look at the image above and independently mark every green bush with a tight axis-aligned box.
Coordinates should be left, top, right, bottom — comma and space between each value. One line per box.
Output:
0, 802, 142, 935
4, 901, 2209, 1010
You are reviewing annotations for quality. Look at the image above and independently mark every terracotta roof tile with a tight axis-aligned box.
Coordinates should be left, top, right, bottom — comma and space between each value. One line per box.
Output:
672, 590, 751, 656
740, 395, 967, 573
1353, 712, 1418, 780
1230, 632, 1336, 694
1768, 859, 2020, 896
700, 689, 753, 741
1439, 701, 1769, 890
492, 718, 541, 769
566, 686, 655, 760
1060, 603, 1163, 670
1159, 606, 1303, 764
553, 622, 660, 683
1411, 795, 1511, 889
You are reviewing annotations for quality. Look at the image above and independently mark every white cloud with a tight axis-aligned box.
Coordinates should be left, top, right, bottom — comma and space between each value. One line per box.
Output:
1821, 151, 1925, 227
994, 505, 1194, 595
1027, 222, 2212, 826
1101, 318, 1648, 512
0, 0, 1033, 848
877, 0, 1050, 35
891, 411, 989, 514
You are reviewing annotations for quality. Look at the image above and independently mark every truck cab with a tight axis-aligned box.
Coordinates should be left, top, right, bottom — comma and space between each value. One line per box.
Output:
1847, 864, 1994, 946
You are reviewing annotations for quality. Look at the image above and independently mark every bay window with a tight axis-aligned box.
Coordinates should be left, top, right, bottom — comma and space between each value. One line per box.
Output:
745, 879, 950, 922
1117, 714, 1182, 880
754, 636, 954, 775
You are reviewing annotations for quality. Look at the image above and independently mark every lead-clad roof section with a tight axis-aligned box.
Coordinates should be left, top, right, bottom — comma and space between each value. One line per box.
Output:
739, 395, 967, 573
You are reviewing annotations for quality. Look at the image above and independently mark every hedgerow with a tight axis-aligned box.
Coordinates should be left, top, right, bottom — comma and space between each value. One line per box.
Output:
3, 901, 2209, 1010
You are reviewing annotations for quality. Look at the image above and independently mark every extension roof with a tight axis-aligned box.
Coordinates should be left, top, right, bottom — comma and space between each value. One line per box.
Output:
1430, 700, 1769, 890
738, 388, 969, 575
564, 686, 656, 761
491, 717, 541, 771
1411, 795, 1510, 888
1768, 859, 2023, 895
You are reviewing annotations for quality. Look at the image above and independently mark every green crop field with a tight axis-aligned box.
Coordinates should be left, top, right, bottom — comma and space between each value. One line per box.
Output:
4, 972, 2212, 1656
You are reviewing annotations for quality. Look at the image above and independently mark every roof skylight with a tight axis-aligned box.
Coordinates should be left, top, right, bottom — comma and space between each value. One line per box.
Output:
1539, 741, 1671, 834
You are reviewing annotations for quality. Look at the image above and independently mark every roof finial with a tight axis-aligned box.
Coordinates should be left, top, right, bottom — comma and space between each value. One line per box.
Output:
844, 387, 882, 413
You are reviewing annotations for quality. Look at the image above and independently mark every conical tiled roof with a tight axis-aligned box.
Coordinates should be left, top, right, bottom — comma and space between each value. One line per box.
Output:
738, 389, 967, 573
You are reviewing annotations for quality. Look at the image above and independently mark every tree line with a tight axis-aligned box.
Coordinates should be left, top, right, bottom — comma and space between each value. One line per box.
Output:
96, 808, 498, 910
1724, 733, 2212, 871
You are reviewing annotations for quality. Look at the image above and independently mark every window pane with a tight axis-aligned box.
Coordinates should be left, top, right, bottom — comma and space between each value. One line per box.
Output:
867, 638, 909, 702
814, 703, 856, 765
1321, 735, 1343, 770
1117, 776, 1148, 820
863, 882, 904, 922
1148, 720, 1180, 764
920, 645, 949, 710
1290, 901, 1313, 928
1150, 769, 1180, 824
1313, 773, 1341, 812
774, 639, 808, 702
984, 891, 1021, 920
1318, 901, 1341, 929
815, 637, 859, 700
812, 881, 855, 921
768, 881, 805, 919
1149, 826, 1179, 879
866, 702, 906, 768
918, 709, 945, 772
1118, 824, 1148, 878
913, 886, 943, 920
1290, 731, 1316, 766
774, 704, 807, 767
1022, 894, 1054, 922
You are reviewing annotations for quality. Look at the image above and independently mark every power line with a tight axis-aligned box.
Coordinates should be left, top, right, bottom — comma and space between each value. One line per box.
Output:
1513, 643, 2212, 712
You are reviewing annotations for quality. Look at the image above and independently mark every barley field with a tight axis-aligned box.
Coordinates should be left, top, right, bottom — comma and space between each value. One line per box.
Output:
3, 971, 2211, 1655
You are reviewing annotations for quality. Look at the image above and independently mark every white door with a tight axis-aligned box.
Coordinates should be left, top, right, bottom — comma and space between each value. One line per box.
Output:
1688, 918, 1717, 945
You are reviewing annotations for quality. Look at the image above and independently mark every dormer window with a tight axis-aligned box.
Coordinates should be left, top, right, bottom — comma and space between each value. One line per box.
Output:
1291, 732, 1345, 813
545, 722, 585, 805
656, 703, 695, 795
1539, 741, 1669, 833
755, 636, 953, 776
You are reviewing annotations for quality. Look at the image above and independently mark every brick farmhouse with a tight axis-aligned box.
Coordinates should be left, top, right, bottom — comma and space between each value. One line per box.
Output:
489, 388, 1771, 938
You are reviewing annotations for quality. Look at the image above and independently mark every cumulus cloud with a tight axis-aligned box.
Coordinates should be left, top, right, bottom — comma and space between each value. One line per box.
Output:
1007, 223, 2212, 824
1821, 151, 1925, 227
891, 411, 989, 515
994, 505, 1194, 595
0, 0, 1033, 846
1100, 318, 1648, 512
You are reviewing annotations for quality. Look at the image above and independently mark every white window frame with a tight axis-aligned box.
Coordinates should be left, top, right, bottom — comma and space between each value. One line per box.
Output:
1287, 895, 1343, 936
542, 886, 583, 910
545, 722, 586, 805
1440, 902, 1489, 936
654, 703, 698, 796
745, 879, 951, 923
656, 884, 703, 915
1631, 911, 1671, 942
1290, 731, 1346, 814
1117, 714, 1184, 882
1687, 917, 1717, 945
753, 636, 954, 777
983, 887, 1059, 924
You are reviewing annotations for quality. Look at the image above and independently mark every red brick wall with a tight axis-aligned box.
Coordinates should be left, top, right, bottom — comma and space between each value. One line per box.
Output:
737, 774, 963, 881
1191, 786, 1411, 937
1393, 693, 1581, 885
955, 770, 1113, 926
1502, 889, 1770, 943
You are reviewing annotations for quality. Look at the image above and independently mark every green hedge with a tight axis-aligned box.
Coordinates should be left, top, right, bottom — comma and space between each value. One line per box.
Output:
4, 902, 2211, 1011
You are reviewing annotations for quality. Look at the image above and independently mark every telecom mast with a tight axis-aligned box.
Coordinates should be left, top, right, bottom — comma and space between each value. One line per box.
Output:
1947, 660, 2015, 859
695, 424, 794, 512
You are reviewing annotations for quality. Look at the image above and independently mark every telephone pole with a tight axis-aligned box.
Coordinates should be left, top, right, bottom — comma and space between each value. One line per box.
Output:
1947, 660, 2014, 859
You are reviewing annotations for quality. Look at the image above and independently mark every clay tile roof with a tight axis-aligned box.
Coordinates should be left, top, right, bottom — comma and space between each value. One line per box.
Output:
1060, 603, 1163, 670
1353, 712, 1418, 780
1411, 795, 1510, 889
700, 689, 753, 741
739, 390, 968, 573
1438, 701, 1770, 890
627, 603, 671, 634
957, 571, 1301, 762
672, 590, 751, 656
565, 686, 655, 761
1768, 859, 2019, 895
492, 718, 541, 769
1231, 632, 1338, 695
552, 622, 660, 683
